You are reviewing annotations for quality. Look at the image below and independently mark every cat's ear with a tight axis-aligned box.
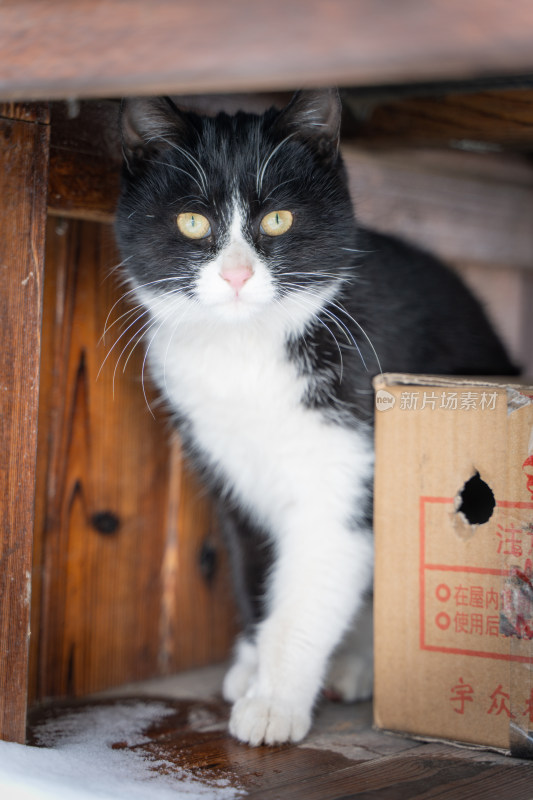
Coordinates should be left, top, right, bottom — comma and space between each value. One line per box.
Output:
273, 89, 342, 161
120, 97, 193, 161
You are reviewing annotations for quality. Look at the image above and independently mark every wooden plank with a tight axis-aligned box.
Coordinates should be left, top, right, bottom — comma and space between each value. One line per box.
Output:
27, 696, 533, 798
47, 100, 121, 222
31, 218, 236, 701
48, 148, 119, 222
2, 1, 533, 100
346, 88, 533, 151
0, 110, 49, 742
0, 103, 50, 123
344, 146, 533, 270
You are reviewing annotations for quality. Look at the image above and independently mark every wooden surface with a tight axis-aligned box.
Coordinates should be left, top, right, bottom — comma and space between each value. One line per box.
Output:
3, 1, 533, 100
0, 107, 50, 742
47, 100, 121, 222
31, 218, 237, 703
345, 88, 533, 151
0, 103, 50, 123
343, 147, 533, 270
27, 692, 533, 798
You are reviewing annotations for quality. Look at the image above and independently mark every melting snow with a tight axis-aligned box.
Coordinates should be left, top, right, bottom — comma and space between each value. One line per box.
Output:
0, 701, 242, 800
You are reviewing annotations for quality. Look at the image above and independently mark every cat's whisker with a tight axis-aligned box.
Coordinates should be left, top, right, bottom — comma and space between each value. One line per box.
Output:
151, 136, 209, 197
140, 302, 187, 418
111, 294, 182, 400
100, 302, 145, 343
97, 309, 152, 380
101, 278, 188, 341
261, 178, 297, 204
116, 289, 186, 386
100, 288, 183, 381
340, 246, 373, 256
282, 271, 351, 284
282, 282, 368, 373
256, 133, 296, 198
115, 316, 162, 409
149, 158, 206, 196
161, 300, 191, 396
286, 285, 367, 363
326, 299, 382, 374
103, 279, 170, 335
278, 287, 346, 383
103, 255, 134, 282
120, 315, 161, 376
169, 194, 209, 208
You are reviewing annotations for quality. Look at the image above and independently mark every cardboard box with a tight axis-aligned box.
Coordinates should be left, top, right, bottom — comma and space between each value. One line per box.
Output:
373, 373, 533, 757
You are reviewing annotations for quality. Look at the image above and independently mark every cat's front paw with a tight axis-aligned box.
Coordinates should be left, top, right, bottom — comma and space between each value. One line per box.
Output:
229, 696, 311, 746
222, 659, 256, 703
222, 638, 258, 703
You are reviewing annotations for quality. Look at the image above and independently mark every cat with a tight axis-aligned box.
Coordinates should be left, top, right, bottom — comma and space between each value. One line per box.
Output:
114, 89, 518, 746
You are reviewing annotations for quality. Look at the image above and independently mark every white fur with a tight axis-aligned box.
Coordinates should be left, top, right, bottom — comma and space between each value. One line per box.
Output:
325, 597, 374, 701
137, 204, 374, 745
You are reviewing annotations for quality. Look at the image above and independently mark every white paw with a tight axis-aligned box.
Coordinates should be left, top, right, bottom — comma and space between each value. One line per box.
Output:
222, 638, 258, 703
325, 651, 373, 702
229, 696, 311, 746
222, 659, 256, 703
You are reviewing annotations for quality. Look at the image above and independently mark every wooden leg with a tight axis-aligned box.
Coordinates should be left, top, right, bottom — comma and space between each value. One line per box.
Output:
0, 104, 50, 743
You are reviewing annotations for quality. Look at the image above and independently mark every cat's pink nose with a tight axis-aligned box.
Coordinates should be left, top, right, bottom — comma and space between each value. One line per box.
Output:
220, 264, 254, 291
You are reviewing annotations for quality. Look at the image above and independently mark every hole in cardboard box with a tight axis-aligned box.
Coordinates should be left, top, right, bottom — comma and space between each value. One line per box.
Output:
457, 471, 495, 525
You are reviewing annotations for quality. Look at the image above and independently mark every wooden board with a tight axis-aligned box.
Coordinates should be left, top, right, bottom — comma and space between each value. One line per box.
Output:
27, 695, 533, 798
47, 100, 121, 222
0, 103, 50, 123
0, 108, 49, 742
3, 1, 533, 100
345, 88, 533, 151
30, 218, 237, 703
343, 146, 533, 270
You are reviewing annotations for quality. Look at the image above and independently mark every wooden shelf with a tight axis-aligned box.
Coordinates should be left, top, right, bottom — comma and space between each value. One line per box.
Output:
2, 0, 533, 101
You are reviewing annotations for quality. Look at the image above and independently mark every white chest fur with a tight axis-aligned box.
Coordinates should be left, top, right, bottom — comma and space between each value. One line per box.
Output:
146, 313, 373, 538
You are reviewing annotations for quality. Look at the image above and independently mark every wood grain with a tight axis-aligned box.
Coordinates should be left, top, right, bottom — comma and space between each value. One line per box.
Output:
0, 103, 50, 123
48, 147, 120, 222
47, 100, 121, 222
27, 696, 533, 798
31, 218, 236, 702
347, 89, 533, 150
0, 110, 50, 742
2, 1, 533, 100
344, 146, 533, 270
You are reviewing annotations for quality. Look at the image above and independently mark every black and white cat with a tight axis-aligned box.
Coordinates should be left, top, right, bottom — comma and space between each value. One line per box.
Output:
115, 90, 517, 746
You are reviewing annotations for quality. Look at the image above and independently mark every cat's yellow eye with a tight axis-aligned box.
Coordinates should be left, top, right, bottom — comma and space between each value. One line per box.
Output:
176, 212, 211, 239
260, 210, 293, 237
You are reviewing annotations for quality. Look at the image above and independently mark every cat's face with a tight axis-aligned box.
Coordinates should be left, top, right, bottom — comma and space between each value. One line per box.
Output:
115, 91, 356, 330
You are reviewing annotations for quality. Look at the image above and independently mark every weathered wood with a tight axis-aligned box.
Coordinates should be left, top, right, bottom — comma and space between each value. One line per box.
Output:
2, 1, 533, 100
46, 100, 121, 222
27, 695, 533, 798
346, 88, 533, 151
344, 146, 533, 270
31, 218, 236, 702
48, 148, 120, 222
0, 109, 50, 742
0, 103, 50, 123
